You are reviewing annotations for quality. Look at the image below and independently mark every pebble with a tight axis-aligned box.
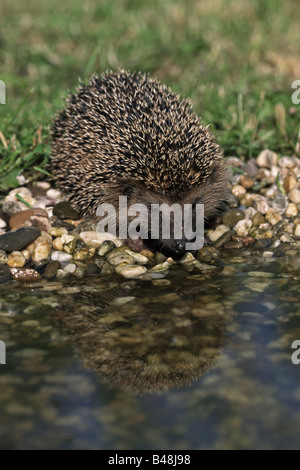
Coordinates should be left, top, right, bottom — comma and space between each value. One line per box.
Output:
46, 188, 62, 199
98, 240, 116, 256
252, 212, 265, 227
234, 219, 252, 236
32, 236, 52, 264
284, 171, 297, 193
53, 201, 80, 220
207, 224, 230, 242
85, 263, 101, 274
285, 203, 298, 218
288, 189, 300, 204
80, 231, 122, 248
222, 209, 245, 227
240, 175, 254, 189
0, 219, 6, 229
213, 229, 233, 248
0, 265, 11, 283
48, 227, 68, 237
115, 265, 147, 278
231, 234, 255, 246
44, 261, 61, 279
107, 252, 135, 266
149, 261, 171, 272
294, 224, 300, 237
10, 267, 42, 282
0, 227, 41, 252
0, 250, 8, 265
231, 184, 246, 197
254, 197, 269, 214
51, 251, 73, 263
265, 209, 282, 226
63, 263, 77, 274
73, 247, 96, 260
7, 251, 26, 267
256, 149, 278, 168
124, 249, 148, 264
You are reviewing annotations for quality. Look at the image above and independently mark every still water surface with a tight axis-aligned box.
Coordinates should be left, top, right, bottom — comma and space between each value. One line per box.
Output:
0, 248, 300, 449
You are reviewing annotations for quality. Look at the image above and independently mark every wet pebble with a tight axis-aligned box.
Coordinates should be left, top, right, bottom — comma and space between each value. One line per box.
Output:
85, 263, 101, 274
107, 251, 135, 266
44, 261, 61, 279
234, 219, 252, 236
10, 267, 42, 282
80, 231, 122, 248
115, 265, 147, 278
0, 227, 41, 252
32, 236, 52, 264
53, 201, 80, 220
214, 229, 233, 248
222, 209, 245, 227
51, 251, 73, 263
288, 189, 300, 204
0, 265, 11, 283
0, 250, 8, 265
98, 240, 116, 256
7, 251, 26, 267
48, 227, 68, 237
207, 224, 230, 242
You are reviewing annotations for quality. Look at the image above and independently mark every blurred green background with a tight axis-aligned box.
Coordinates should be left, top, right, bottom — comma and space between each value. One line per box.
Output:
0, 0, 299, 189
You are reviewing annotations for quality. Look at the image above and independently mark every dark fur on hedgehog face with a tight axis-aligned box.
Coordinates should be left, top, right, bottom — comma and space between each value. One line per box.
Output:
97, 161, 227, 259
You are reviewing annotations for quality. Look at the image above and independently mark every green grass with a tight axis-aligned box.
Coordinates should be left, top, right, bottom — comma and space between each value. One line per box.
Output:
0, 0, 299, 191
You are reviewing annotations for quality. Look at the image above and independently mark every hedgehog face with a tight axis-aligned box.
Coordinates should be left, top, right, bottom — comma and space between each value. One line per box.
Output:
97, 170, 227, 259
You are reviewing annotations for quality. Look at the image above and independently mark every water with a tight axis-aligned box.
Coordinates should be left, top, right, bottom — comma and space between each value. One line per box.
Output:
1, 249, 300, 449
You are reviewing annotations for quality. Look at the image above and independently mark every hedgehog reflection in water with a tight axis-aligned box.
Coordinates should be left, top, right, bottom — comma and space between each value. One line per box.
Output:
54, 285, 225, 394
51, 71, 228, 258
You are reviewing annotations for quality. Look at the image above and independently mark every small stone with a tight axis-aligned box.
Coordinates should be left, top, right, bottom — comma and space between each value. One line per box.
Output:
284, 171, 297, 193
85, 263, 101, 274
288, 189, 300, 204
44, 261, 61, 279
265, 209, 282, 226
10, 267, 42, 282
0, 250, 8, 265
262, 251, 274, 258
9, 209, 48, 229
107, 252, 135, 266
149, 261, 171, 272
207, 224, 230, 242
140, 249, 155, 260
7, 251, 26, 267
257, 149, 278, 168
51, 251, 73, 263
63, 263, 77, 274
278, 156, 298, 168
32, 236, 52, 264
285, 203, 298, 218
0, 227, 41, 252
46, 188, 62, 199
98, 240, 116, 256
254, 197, 269, 214
48, 227, 68, 237
231, 185, 246, 197
52, 237, 63, 251
124, 249, 148, 264
112, 296, 136, 306
61, 234, 76, 253
0, 219, 6, 229
234, 219, 252, 236
222, 209, 245, 228
0, 265, 11, 283
197, 246, 219, 261
213, 229, 233, 248
252, 212, 265, 227
152, 279, 171, 286
224, 241, 243, 249
73, 247, 96, 260
244, 207, 257, 220
115, 265, 147, 278
80, 231, 122, 248
294, 224, 300, 237
240, 175, 254, 189
53, 201, 80, 220
231, 234, 255, 246
244, 159, 258, 177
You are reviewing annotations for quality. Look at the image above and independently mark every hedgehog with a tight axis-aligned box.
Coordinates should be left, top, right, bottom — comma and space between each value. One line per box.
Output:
51, 70, 228, 258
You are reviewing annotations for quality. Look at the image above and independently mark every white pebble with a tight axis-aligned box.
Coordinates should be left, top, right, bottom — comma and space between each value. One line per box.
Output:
51, 251, 73, 263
